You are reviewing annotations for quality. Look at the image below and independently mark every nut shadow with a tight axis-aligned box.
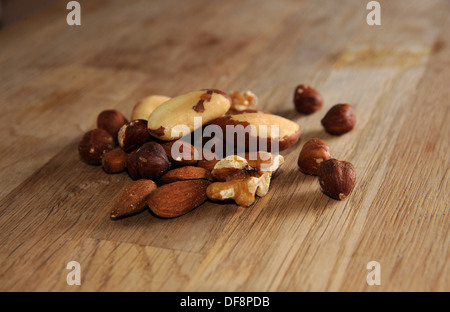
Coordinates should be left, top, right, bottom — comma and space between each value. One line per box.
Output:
267, 168, 342, 218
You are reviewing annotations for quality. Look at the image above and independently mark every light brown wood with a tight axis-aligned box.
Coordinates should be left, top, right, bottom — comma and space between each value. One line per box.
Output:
0, 0, 448, 292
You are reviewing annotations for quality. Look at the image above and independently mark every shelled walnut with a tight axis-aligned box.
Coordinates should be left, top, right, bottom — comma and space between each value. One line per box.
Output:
206, 153, 284, 207
229, 90, 258, 112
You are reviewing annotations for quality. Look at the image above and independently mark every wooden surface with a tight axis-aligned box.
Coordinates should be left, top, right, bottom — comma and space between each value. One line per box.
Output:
0, 0, 448, 292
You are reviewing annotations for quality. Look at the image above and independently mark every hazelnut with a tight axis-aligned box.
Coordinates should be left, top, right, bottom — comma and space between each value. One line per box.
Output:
321, 104, 356, 135
78, 128, 115, 165
118, 119, 152, 153
298, 138, 333, 175
126, 149, 141, 180
102, 147, 128, 174
136, 142, 170, 180
318, 159, 356, 200
97, 109, 128, 142
293, 85, 324, 114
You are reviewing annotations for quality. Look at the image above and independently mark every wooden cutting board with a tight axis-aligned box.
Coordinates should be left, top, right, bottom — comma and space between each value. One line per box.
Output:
0, 0, 448, 291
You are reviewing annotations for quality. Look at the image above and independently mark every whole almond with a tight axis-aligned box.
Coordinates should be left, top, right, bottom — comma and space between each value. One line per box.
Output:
159, 166, 213, 184
197, 158, 220, 172
110, 179, 157, 220
148, 180, 211, 218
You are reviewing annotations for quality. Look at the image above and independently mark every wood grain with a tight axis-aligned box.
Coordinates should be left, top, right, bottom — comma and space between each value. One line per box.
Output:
0, 0, 448, 292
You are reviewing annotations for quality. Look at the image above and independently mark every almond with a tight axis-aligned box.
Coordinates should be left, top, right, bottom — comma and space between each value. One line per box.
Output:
110, 179, 157, 220
148, 180, 211, 218
159, 166, 213, 184
197, 158, 220, 172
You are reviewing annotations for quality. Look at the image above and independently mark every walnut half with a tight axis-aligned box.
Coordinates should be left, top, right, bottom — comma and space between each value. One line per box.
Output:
206, 153, 284, 207
227, 90, 259, 114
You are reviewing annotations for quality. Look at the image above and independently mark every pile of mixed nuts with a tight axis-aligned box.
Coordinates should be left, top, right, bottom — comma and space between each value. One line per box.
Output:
78, 86, 356, 220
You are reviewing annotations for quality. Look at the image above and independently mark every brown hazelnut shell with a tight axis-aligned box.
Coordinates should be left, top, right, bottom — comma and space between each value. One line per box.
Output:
321, 104, 356, 135
298, 138, 332, 175
97, 109, 128, 142
102, 147, 127, 174
136, 142, 171, 180
293, 85, 324, 114
78, 128, 115, 165
318, 159, 356, 200
118, 119, 152, 153
126, 149, 141, 180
